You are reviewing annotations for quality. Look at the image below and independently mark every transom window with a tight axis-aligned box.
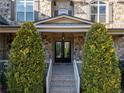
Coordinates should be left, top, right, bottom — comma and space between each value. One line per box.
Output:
16, 0, 34, 22
91, 0, 106, 23
58, 9, 69, 15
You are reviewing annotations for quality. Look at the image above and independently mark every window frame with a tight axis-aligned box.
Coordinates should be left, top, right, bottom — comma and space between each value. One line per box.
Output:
90, 0, 108, 23
16, 0, 35, 22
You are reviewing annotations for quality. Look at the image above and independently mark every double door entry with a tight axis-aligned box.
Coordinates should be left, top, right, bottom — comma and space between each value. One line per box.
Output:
55, 41, 71, 63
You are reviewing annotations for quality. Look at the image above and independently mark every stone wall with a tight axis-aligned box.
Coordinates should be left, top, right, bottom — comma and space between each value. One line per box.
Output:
0, 0, 11, 21
73, 33, 84, 61
39, 0, 52, 20
0, 0, 124, 28
0, 33, 15, 60
74, 2, 90, 20
113, 36, 124, 59
41, 32, 84, 62
108, 1, 124, 28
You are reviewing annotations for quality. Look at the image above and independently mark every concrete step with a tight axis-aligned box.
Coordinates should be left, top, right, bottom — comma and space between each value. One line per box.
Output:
49, 86, 76, 93
49, 63, 76, 93
52, 75, 74, 81
51, 80, 75, 87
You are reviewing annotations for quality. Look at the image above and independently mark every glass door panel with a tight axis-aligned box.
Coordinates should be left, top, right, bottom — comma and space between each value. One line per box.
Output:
64, 42, 71, 58
55, 41, 71, 63
55, 42, 62, 58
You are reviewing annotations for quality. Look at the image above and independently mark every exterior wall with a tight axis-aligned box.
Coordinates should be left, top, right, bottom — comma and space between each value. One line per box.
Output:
0, 33, 15, 60
113, 36, 124, 59
1, 0, 124, 28
74, 2, 90, 20
1, 32, 124, 61
54, 0, 72, 10
39, 0, 52, 20
37, 0, 124, 28
0, 34, 8, 60
0, 0, 11, 21
108, 1, 124, 28
73, 33, 85, 61
41, 32, 84, 62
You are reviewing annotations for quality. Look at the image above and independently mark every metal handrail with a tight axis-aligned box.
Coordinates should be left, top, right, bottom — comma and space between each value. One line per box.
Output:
73, 60, 80, 93
46, 59, 52, 93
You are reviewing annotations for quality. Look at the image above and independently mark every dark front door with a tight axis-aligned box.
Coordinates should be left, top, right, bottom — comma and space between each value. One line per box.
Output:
55, 41, 71, 63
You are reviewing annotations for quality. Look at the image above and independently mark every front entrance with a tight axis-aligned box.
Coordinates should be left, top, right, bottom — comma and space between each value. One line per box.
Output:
55, 41, 71, 63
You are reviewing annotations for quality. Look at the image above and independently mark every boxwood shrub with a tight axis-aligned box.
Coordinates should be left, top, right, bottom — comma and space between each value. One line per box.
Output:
82, 23, 121, 93
6, 22, 45, 93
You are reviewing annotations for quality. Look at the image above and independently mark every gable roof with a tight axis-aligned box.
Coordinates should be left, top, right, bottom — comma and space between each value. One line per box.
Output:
35, 14, 93, 25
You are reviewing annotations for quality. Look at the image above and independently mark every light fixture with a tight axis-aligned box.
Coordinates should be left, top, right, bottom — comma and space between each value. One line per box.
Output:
62, 33, 64, 40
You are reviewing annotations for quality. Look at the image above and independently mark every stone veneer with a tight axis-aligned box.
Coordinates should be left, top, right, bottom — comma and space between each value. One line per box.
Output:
39, 0, 52, 20
113, 36, 124, 59
0, 0, 11, 21
0, 0, 124, 29
38, 0, 124, 28
41, 33, 85, 62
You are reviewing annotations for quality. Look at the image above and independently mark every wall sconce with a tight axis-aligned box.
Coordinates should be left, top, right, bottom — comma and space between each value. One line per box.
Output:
62, 33, 65, 40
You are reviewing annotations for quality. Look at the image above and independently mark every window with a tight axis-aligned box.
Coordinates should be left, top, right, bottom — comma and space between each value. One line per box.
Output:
16, 0, 34, 22
91, 0, 106, 23
58, 9, 69, 15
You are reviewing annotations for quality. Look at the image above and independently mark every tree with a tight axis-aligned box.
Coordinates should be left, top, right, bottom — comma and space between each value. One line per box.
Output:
6, 22, 45, 93
82, 23, 121, 93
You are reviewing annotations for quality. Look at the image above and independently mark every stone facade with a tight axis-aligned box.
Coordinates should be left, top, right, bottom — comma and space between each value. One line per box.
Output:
0, 0, 11, 21
1, 0, 124, 28
1, 0, 124, 61
74, 2, 90, 20
41, 32, 85, 62
39, 0, 52, 19
113, 36, 124, 59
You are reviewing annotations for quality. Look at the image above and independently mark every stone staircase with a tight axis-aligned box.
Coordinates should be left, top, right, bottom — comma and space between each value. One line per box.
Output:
49, 63, 76, 93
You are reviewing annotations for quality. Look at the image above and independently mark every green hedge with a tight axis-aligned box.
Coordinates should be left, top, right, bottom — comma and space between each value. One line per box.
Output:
6, 22, 45, 93
82, 23, 121, 93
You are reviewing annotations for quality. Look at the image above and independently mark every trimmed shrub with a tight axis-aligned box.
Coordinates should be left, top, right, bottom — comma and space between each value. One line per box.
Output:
6, 22, 45, 93
82, 23, 121, 93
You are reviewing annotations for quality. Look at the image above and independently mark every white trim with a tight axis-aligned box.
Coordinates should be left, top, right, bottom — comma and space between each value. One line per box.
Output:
37, 29, 89, 32
35, 15, 93, 25
90, 0, 107, 23
76, 61, 82, 63
46, 59, 52, 93
36, 25, 91, 28
106, 2, 109, 23
0, 60, 8, 63
73, 60, 80, 93
98, 0, 100, 22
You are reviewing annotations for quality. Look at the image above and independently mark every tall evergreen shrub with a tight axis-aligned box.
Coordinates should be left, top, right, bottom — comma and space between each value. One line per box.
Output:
82, 23, 121, 93
6, 22, 45, 93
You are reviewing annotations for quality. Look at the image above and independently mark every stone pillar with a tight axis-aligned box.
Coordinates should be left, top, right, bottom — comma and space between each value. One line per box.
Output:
73, 33, 84, 61
42, 33, 53, 62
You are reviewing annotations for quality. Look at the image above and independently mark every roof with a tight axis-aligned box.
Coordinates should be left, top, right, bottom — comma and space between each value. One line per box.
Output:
0, 15, 9, 25
35, 14, 93, 25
